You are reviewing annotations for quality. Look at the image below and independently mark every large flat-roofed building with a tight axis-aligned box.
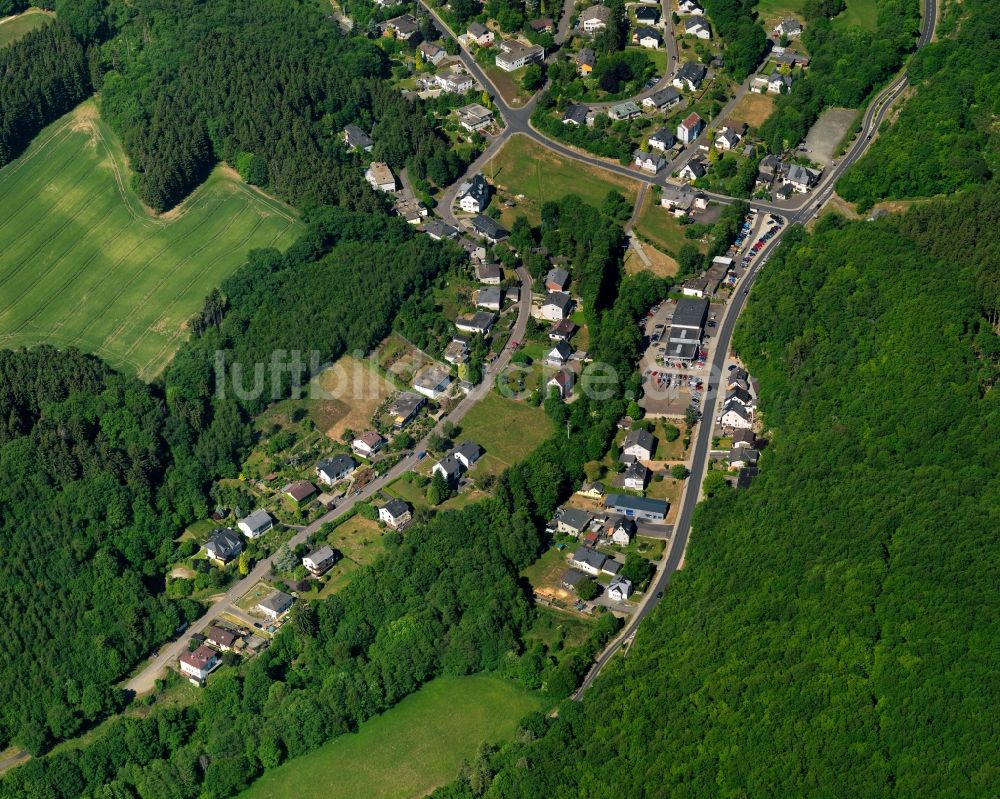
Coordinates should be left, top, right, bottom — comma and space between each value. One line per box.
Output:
495, 39, 544, 71
605, 493, 668, 521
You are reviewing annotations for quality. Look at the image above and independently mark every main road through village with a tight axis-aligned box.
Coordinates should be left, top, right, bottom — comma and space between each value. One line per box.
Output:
124, 0, 936, 700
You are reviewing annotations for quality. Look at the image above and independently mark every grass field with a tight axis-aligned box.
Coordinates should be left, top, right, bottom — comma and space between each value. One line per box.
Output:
0, 7, 52, 48
460, 389, 553, 473
485, 134, 640, 226
727, 91, 776, 129
0, 102, 303, 379
832, 0, 878, 30
239, 675, 546, 799
634, 192, 707, 256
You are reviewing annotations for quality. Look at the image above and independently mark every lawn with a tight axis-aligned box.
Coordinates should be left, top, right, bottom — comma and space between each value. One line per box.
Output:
0, 7, 52, 48
485, 133, 640, 226
524, 606, 597, 652
832, 0, 878, 31
0, 102, 302, 379
634, 192, 707, 256
522, 545, 570, 592
752, 0, 808, 23
460, 389, 553, 471
727, 91, 776, 129
239, 675, 546, 799
315, 515, 388, 596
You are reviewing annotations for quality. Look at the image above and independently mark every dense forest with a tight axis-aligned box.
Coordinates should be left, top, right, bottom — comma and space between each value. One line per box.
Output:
0, 197, 672, 797
758, 0, 920, 151
425, 184, 1000, 798
836, 0, 999, 209
0, 22, 90, 167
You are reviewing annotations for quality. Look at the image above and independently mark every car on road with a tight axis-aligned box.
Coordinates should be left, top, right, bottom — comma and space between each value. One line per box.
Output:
656, 590, 664, 598
644, 77, 658, 89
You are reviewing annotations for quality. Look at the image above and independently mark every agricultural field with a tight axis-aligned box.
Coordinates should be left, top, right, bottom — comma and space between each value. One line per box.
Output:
485, 134, 640, 226
634, 192, 707, 256
239, 675, 546, 799
0, 103, 303, 379
0, 7, 52, 48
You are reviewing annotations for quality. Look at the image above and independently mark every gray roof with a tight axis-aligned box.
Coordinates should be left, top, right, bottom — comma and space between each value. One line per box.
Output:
382, 498, 410, 518
634, 6, 659, 21
572, 545, 606, 570
727, 386, 753, 404
560, 568, 588, 587
544, 291, 574, 313
624, 461, 649, 480
722, 400, 751, 420
238, 509, 272, 532
258, 590, 294, 615
424, 220, 459, 239
305, 545, 334, 564
635, 25, 661, 40
606, 493, 669, 515
471, 215, 509, 241
476, 262, 503, 281
785, 163, 812, 185
206, 527, 243, 559
560, 507, 593, 531
673, 297, 709, 329
647, 87, 681, 108
317, 454, 357, 478
547, 266, 570, 288
562, 103, 590, 124
454, 440, 483, 464
459, 174, 491, 205
457, 311, 496, 331
682, 159, 706, 178
729, 447, 759, 464
576, 47, 596, 66
677, 61, 706, 84
732, 429, 755, 446
343, 123, 373, 150
649, 127, 676, 147
468, 20, 488, 36
477, 286, 503, 306
390, 391, 425, 416
623, 428, 655, 453
435, 453, 464, 479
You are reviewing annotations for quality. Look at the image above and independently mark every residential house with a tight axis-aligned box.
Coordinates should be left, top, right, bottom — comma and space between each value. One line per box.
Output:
578, 482, 605, 501
303, 545, 336, 576
180, 645, 220, 683
767, 71, 792, 94
385, 14, 419, 40
557, 507, 593, 537
634, 150, 667, 174
784, 163, 819, 192
548, 318, 577, 341
365, 161, 397, 192
623, 461, 650, 491
423, 220, 459, 240
418, 41, 446, 64
205, 626, 238, 652
608, 100, 642, 120
342, 123, 373, 152
633, 26, 663, 48
678, 158, 706, 181
237, 509, 273, 540
720, 400, 753, 429
605, 493, 668, 521
495, 39, 544, 71
609, 515, 637, 545
458, 174, 491, 213
388, 391, 425, 427
716, 128, 741, 151
378, 498, 412, 529
775, 183, 794, 201
444, 338, 469, 364
750, 74, 770, 93
394, 197, 428, 224
673, 61, 707, 91
643, 87, 681, 112
475, 262, 502, 284
455, 311, 496, 335
545, 266, 570, 291
677, 0, 704, 13
634, 5, 659, 24
726, 385, 754, 407
352, 431, 386, 458
205, 528, 244, 564
607, 575, 633, 601
677, 112, 704, 144
547, 369, 575, 398
432, 453, 464, 485
456, 102, 493, 131
471, 214, 509, 243
256, 590, 294, 620
684, 15, 711, 38
576, 47, 596, 75
648, 127, 677, 151
622, 428, 656, 461
438, 68, 475, 94
529, 16, 554, 32
540, 290, 574, 321
546, 339, 573, 366
316, 454, 358, 486
412, 364, 452, 400
580, 4, 611, 33
729, 447, 759, 469
467, 21, 494, 45
774, 17, 803, 37
562, 103, 591, 125
571, 546, 621, 576
476, 287, 503, 311
757, 153, 781, 183
773, 49, 810, 68
282, 480, 317, 504
732, 429, 756, 448
451, 440, 483, 469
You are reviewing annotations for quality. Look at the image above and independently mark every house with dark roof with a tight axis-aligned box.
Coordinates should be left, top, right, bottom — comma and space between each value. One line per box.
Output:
316, 454, 358, 486
388, 391, 425, 427
732, 429, 756, 448
423, 220, 459, 240
546, 339, 573, 366
622, 428, 656, 460
728, 447, 759, 469
432, 454, 464, 485
529, 16, 554, 32
471, 215, 509, 243
737, 466, 759, 489
575, 47, 596, 75
623, 461, 650, 491
256, 590, 294, 620
558, 507, 593, 536
418, 40, 446, 64
467, 21, 494, 45
548, 318, 577, 341
634, 5, 659, 24
385, 14, 418, 40
205, 528, 244, 564
548, 370, 574, 398
475, 262, 502, 284
352, 431, 386, 458
458, 174, 491, 213
303, 545, 336, 576
580, 4, 611, 33
634, 150, 666, 174
546, 267, 570, 291
720, 400, 753, 429
605, 493, 668, 521
379, 498, 412, 529
648, 127, 677, 151
643, 87, 681, 112
633, 26, 663, 48
607, 575, 633, 601
205, 626, 238, 651
673, 61, 707, 91
678, 158, 706, 181
570, 546, 622, 576
180, 645, 220, 682
540, 291, 574, 321
774, 17, 803, 37
455, 311, 496, 335
283, 480, 317, 504
562, 102, 591, 126
342, 123, 373, 152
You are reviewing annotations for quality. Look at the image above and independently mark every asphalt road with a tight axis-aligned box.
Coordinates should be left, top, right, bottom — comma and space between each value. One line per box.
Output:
125, 267, 533, 695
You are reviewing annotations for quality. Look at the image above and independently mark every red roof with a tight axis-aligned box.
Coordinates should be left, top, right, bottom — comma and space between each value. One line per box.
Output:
284, 480, 317, 502
682, 112, 702, 130
180, 644, 218, 670
206, 626, 237, 647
